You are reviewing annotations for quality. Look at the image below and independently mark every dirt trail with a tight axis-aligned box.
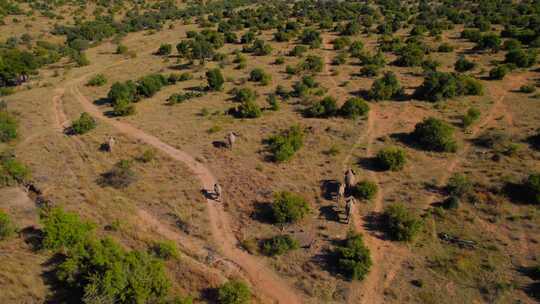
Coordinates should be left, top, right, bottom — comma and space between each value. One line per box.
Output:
70, 85, 302, 304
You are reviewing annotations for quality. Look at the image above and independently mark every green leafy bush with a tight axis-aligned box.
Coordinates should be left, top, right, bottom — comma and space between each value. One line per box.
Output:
395, 43, 425, 67
152, 240, 179, 260
0, 210, 15, 240
41, 207, 94, 250
0, 110, 17, 142
233, 100, 262, 118
217, 280, 251, 304
454, 56, 476, 72
113, 98, 136, 116
249, 68, 271, 85
297, 55, 324, 74
304, 96, 338, 118
206, 68, 224, 91
233, 87, 257, 103
505, 48, 537, 68
462, 107, 481, 128
375, 147, 406, 171
266, 125, 304, 162
156, 43, 172, 56
334, 232, 372, 280
86, 74, 107, 86
369, 72, 403, 101
489, 65, 509, 80
340, 97, 369, 119
57, 237, 170, 304
261, 235, 299, 256
271, 191, 310, 224
438, 43, 454, 52
353, 180, 378, 201
382, 204, 422, 241
108, 81, 138, 104
412, 117, 457, 152
137, 74, 168, 98
71, 112, 96, 135
414, 72, 483, 102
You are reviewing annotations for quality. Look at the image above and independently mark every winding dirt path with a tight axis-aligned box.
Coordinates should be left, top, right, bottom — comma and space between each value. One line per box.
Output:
69, 85, 302, 304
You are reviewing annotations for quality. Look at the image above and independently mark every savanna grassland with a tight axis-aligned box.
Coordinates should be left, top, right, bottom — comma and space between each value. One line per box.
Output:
0, 0, 539, 303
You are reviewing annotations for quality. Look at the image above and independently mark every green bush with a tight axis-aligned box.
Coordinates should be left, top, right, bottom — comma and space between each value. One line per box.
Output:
0, 210, 15, 240
489, 65, 509, 80
340, 97, 369, 119
289, 45, 308, 57
217, 280, 251, 304
334, 232, 372, 280
232, 87, 257, 103
0, 154, 29, 186
137, 74, 168, 98
454, 56, 476, 72
304, 96, 338, 118
0, 111, 17, 142
233, 100, 262, 118
353, 180, 378, 201
519, 84, 536, 93
505, 48, 537, 68
152, 240, 179, 260
369, 72, 403, 101
462, 107, 481, 128
375, 147, 406, 171
266, 125, 304, 162
395, 43, 425, 67
412, 117, 457, 152
116, 44, 128, 54
86, 74, 107, 86
57, 237, 170, 304
261, 235, 299, 256
206, 68, 225, 91
297, 55, 324, 74
156, 43, 172, 56
249, 68, 271, 86
382, 204, 422, 241
443, 195, 460, 210
41, 207, 94, 250
414, 72, 483, 102
113, 98, 136, 116
71, 112, 96, 135
271, 191, 310, 224
108, 81, 138, 104
524, 173, 540, 204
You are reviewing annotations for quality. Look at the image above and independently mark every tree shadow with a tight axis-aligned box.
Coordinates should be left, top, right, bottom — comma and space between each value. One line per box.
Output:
502, 182, 530, 205
319, 205, 340, 222
389, 132, 422, 150
320, 179, 340, 200
310, 239, 344, 278
93, 97, 110, 106
251, 201, 274, 224
362, 212, 391, 241
212, 141, 228, 149
357, 156, 385, 172
168, 63, 192, 71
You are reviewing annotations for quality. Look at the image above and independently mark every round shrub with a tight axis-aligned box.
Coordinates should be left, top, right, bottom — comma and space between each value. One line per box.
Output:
261, 235, 299, 256
375, 147, 406, 171
353, 180, 378, 201
489, 65, 509, 80
218, 280, 251, 304
369, 72, 403, 101
304, 96, 338, 118
0, 111, 17, 142
206, 68, 224, 91
340, 97, 369, 119
382, 204, 422, 242
71, 112, 96, 135
412, 117, 457, 152
271, 191, 310, 224
233, 100, 262, 118
334, 232, 372, 280
443, 196, 460, 210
